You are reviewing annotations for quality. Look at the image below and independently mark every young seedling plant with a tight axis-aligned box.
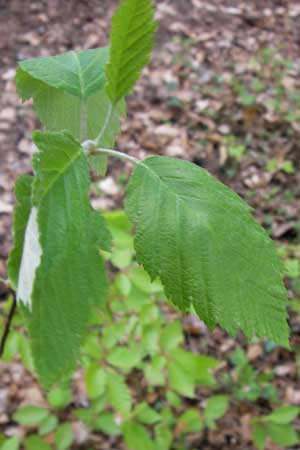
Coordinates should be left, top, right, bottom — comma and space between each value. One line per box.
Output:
0, 0, 289, 390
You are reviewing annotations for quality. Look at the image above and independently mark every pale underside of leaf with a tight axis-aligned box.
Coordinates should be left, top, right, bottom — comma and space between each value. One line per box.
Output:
17, 47, 110, 99
16, 47, 126, 144
32, 85, 126, 144
8, 175, 33, 289
17, 207, 42, 309
125, 156, 289, 347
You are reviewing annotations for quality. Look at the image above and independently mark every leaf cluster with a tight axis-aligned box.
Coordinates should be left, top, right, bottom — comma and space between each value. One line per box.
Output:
4, 0, 289, 390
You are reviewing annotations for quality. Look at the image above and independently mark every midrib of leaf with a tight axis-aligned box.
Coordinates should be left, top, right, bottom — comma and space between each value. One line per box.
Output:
140, 163, 213, 230
137, 161, 282, 299
94, 102, 113, 146
148, 168, 273, 281
140, 163, 215, 316
174, 197, 184, 303
35, 147, 82, 203
71, 51, 87, 140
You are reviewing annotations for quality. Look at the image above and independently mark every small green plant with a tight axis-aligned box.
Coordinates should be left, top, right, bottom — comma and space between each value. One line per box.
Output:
223, 135, 246, 162
1, 214, 228, 449
234, 47, 300, 123
266, 158, 295, 174
223, 348, 278, 403
252, 406, 300, 449
0, 0, 289, 395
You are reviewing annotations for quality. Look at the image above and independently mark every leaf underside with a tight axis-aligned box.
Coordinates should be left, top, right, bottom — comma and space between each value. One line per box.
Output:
10, 131, 111, 386
106, 0, 157, 104
17, 47, 110, 99
125, 156, 289, 347
16, 47, 126, 144
7, 175, 33, 289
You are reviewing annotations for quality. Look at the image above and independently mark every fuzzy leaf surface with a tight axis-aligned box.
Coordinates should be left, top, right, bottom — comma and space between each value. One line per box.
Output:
106, 0, 157, 104
125, 156, 289, 347
25, 131, 111, 386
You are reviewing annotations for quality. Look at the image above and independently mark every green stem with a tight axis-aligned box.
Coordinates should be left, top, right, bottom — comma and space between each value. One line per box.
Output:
93, 147, 140, 165
0, 292, 17, 357
82, 140, 145, 167
0, 277, 10, 288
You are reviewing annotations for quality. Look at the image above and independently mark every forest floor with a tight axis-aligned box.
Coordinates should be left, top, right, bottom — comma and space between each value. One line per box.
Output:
0, 1, 300, 449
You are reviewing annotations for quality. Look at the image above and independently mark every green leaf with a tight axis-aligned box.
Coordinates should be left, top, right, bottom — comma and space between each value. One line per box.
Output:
0, 437, 20, 450
172, 349, 218, 386
133, 403, 161, 425
39, 415, 58, 436
106, 0, 157, 104
107, 372, 132, 416
83, 335, 104, 359
107, 346, 142, 370
85, 365, 107, 399
105, 210, 132, 234
160, 320, 183, 352
102, 322, 127, 348
178, 409, 204, 433
123, 422, 155, 450
18, 335, 34, 371
47, 386, 72, 410
74, 409, 94, 427
125, 156, 289, 347
16, 48, 126, 143
131, 267, 163, 294
145, 355, 166, 386
88, 154, 108, 177
267, 406, 299, 425
13, 405, 49, 426
8, 175, 33, 289
284, 259, 300, 279
267, 422, 298, 447
168, 360, 195, 398
24, 436, 51, 450
21, 131, 111, 386
33, 87, 125, 143
155, 424, 173, 450
111, 248, 133, 269
55, 423, 74, 450
94, 413, 120, 436
115, 273, 132, 296
166, 391, 181, 408
17, 47, 109, 99
204, 395, 229, 428
142, 323, 160, 355
252, 423, 267, 450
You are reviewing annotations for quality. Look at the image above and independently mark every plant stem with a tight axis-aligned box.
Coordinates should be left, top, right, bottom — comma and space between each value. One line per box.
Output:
0, 277, 10, 288
82, 140, 146, 167
92, 147, 140, 165
0, 293, 17, 357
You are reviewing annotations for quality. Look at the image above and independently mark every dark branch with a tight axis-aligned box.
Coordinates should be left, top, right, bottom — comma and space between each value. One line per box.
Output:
0, 291, 17, 357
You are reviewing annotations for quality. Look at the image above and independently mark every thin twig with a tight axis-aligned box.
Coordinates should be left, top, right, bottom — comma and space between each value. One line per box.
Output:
0, 292, 17, 357
0, 277, 10, 288
82, 141, 148, 169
